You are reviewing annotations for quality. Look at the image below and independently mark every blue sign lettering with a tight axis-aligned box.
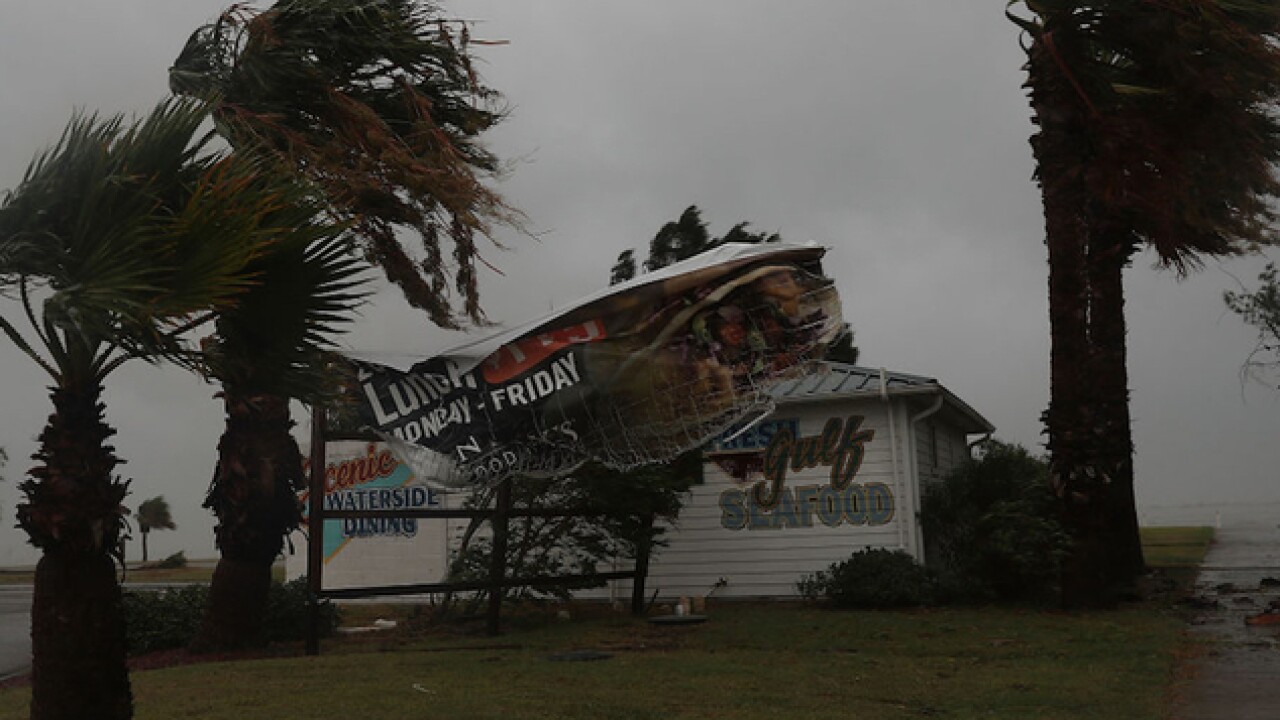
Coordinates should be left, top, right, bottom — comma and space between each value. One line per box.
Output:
712, 418, 800, 453
719, 483, 895, 530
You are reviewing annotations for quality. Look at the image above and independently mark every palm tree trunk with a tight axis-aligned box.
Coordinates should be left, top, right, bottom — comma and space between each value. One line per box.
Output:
19, 383, 132, 720
141, 530, 149, 564
1026, 31, 1111, 608
1048, 234, 1111, 608
189, 391, 303, 652
1086, 235, 1145, 590
31, 552, 131, 720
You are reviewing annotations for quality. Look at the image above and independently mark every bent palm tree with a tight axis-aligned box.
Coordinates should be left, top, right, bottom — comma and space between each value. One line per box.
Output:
136, 496, 177, 563
1011, 1, 1280, 605
0, 98, 305, 720
190, 208, 367, 651
171, 0, 520, 327
171, 0, 518, 650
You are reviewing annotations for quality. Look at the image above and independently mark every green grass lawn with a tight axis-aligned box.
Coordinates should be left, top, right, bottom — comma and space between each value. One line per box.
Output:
1139, 526, 1215, 593
1139, 526, 1214, 568
142, 605, 1183, 720
0, 529, 1214, 720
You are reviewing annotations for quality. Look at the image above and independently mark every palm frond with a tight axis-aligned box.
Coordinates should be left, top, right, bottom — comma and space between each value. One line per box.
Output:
1012, 0, 1280, 269
0, 314, 58, 380
172, 0, 523, 329
0, 97, 317, 382
199, 197, 371, 401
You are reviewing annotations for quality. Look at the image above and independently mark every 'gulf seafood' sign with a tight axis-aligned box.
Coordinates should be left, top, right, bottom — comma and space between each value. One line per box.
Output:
347, 243, 844, 486
717, 415, 894, 531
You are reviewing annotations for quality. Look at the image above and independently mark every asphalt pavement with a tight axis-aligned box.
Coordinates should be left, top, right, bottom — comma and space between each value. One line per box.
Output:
0, 581, 209, 683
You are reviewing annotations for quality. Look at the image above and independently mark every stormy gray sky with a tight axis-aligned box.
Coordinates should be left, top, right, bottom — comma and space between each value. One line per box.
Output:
1, 1, 1277, 564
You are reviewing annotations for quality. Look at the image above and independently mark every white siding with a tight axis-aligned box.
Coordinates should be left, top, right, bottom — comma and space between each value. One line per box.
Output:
914, 419, 971, 495
594, 397, 922, 600
294, 392, 988, 601
912, 417, 976, 567
916, 420, 969, 487
908, 415, 972, 564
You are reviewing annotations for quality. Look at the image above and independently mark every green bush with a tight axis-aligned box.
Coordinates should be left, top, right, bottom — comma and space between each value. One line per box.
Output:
124, 577, 339, 655
920, 440, 1068, 603
123, 583, 207, 655
264, 577, 340, 642
797, 548, 935, 608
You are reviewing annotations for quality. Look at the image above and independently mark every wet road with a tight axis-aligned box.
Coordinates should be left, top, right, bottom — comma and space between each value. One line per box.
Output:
0, 582, 205, 681
0, 587, 31, 680
1176, 521, 1280, 720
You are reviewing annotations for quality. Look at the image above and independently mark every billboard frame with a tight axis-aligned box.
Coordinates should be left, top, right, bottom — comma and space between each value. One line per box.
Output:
303, 406, 653, 654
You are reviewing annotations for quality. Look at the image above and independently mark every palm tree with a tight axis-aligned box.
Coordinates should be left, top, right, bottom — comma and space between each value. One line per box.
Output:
1011, 1, 1280, 605
170, 0, 520, 328
189, 203, 367, 651
0, 98, 306, 720
645, 206, 715, 271
136, 496, 177, 563
170, 0, 518, 651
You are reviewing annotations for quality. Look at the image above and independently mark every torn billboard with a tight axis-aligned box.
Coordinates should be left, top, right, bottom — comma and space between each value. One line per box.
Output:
345, 242, 844, 486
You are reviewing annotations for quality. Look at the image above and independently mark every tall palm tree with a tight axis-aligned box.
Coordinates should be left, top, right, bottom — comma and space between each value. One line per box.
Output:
1011, 0, 1280, 605
136, 496, 177, 563
169, 0, 518, 650
0, 98, 306, 720
189, 203, 367, 651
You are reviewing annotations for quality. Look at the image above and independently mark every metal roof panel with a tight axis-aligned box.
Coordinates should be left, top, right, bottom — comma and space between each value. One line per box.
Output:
770, 362, 994, 434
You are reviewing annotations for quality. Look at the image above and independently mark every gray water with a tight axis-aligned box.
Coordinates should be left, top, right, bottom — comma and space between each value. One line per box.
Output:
1139, 500, 1280, 530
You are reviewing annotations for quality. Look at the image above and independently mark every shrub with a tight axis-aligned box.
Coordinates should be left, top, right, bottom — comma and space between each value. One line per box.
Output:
797, 548, 935, 608
123, 583, 207, 655
263, 577, 341, 642
153, 551, 187, 569
447, 456, 697, 606
920, 440, 1068, 602
124, 577, 339, 655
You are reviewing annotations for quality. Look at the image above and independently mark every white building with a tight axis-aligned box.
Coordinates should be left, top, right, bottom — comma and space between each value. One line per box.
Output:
628, 362, 994, 600
290, 362, 993, 600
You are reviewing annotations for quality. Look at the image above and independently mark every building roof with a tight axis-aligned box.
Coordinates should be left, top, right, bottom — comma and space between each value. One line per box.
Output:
770, 362, 995, 435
